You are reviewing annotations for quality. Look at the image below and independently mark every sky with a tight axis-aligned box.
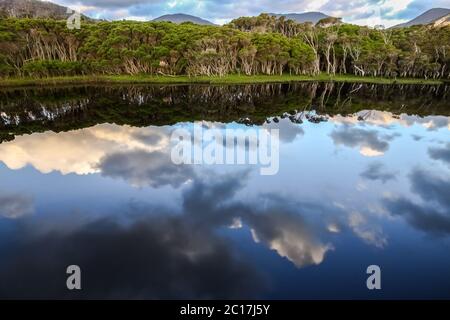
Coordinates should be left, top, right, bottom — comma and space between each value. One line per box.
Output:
1, 102, 450, 298
49, 0, 450, 28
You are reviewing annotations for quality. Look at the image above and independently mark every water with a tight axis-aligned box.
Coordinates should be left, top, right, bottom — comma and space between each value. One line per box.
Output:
0, 82, 449, 299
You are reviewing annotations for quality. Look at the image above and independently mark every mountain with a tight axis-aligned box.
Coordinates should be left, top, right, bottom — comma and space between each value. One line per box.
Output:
1, 0, 70, 19
0, 0, 92, 20
269, 12, 332, 24
393, 8, 450, 28
152, 13, 215, 25
432, 13, 450, 27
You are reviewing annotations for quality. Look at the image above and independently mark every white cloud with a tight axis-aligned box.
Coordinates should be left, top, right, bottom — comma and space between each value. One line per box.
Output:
348, 211, 387, 248
247, 212, 333, 268
0, 124, 171, 175
49, 0, 438, 27
331, 111, 450, 131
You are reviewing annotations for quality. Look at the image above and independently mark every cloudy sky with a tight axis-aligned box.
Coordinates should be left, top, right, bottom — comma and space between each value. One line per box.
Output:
54, 0, 450, 27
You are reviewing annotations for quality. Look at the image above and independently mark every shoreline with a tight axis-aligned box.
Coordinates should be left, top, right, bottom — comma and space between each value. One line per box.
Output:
0, 74, 444, 88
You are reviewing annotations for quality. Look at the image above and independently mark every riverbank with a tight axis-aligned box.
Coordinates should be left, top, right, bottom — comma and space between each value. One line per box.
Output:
0, 74, 444, 87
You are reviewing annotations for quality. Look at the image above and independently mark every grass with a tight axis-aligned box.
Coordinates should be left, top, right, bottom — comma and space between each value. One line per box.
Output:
0, 74, 444, 88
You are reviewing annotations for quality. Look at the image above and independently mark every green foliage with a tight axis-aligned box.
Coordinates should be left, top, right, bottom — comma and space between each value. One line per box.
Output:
22, 60, 88, 77
0, 16, 448, 79
0, 54, 14, 77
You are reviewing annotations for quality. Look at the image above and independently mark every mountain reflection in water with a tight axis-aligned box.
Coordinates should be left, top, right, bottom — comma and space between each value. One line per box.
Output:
0, 83, 449, 299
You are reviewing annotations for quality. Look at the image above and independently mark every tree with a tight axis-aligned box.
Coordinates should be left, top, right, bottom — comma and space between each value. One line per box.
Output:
0, 16, 448, 79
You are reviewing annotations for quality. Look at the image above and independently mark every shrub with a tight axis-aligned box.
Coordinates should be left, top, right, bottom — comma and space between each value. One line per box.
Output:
22, 60, 89, 77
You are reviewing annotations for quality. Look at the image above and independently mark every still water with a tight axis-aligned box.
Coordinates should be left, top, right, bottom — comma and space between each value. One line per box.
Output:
0, 83, 449, 299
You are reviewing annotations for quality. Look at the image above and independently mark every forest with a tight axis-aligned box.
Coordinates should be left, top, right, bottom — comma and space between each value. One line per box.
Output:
1, 82, 448, 143
0, 14, 449, 79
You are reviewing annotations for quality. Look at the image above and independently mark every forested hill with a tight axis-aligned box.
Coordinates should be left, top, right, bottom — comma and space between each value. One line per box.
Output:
269, 12, 332, 24
393, 8, 450, 28
0, 14, 449, 79
0, 0, 93, 20
152, 14, 215, 25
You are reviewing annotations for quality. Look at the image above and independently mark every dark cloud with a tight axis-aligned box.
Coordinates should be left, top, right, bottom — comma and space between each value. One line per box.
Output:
0, 172, 260, 299
182, 171, 249, 221
0, 171, 333, 298
429, 143, 450, 167
383, 169, 450, 236
97, 150, 196, 188
384, 197, 450, 236
360, 162, 396, 183
409, 169, 450, 209
330, 125, 398, 155
132, 130, 164, 146
181, 173, 332, 267
0, 215, 263, 299
0, 193, 33, 219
